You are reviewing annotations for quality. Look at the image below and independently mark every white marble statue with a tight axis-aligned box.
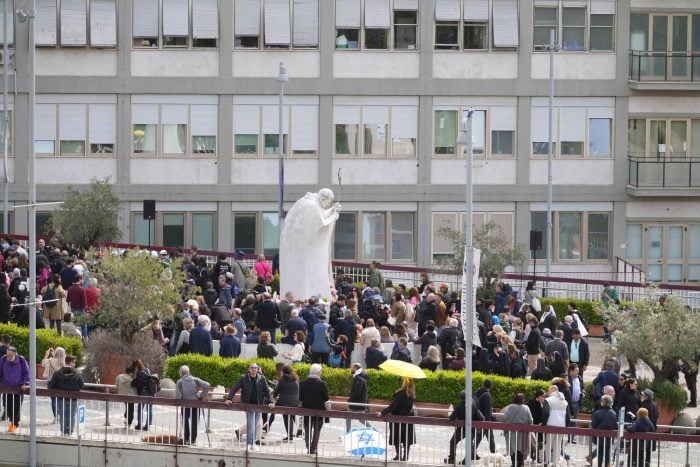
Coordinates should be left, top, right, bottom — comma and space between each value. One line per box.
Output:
279, 188, 340, 301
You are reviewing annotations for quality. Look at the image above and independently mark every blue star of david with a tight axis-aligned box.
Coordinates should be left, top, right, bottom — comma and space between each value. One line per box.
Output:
357, 430, 374, 445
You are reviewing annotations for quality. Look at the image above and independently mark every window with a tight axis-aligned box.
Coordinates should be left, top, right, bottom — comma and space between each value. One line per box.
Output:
262, 212, 279, 256
435, 0, 518, 51
431, 211, 514, 262
531, 211, 609, 262
336, 0, 418, 50
533, 1, 615, 52
35, 102, 116, 157
133, 213, 156, 246
531, 100, 614, 158
0, 110, 12, 156
36, 0, 116, 47
0, 0, 14, 45
132, 100, 218, 157
163, 213, 185, 247
234, 213, 257, 254
233, 98, 318, 158
627, 118, 699, 159
133, 0, 218, 48
335, 211, 414, 262
334, 103, 417, 158
234, 0, 319, 50
36, 212, 54, 236
192, 213, 214, 250
433, 105, 516, 158
132, 211, 214, 248
626, 222, 700, 283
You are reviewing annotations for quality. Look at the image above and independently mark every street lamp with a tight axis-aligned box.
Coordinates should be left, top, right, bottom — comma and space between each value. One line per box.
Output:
456, 109, 474, 467
545, 29, 557, 294
277, 62, 288, 242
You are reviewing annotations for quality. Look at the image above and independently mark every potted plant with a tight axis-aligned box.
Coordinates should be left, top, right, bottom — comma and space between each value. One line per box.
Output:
82, 249, 186, 384
597, 291, 694, 425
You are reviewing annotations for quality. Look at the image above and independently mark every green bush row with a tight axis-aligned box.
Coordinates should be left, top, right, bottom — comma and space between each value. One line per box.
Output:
0, 323, 84, 365
164, 354, 549, 407
539, 298, 609, 326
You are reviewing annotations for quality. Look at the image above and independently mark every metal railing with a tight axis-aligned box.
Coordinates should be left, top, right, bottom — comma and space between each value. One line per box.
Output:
628, 155, 700, 189
3, 387, 700, 467
629, 50, 700, 82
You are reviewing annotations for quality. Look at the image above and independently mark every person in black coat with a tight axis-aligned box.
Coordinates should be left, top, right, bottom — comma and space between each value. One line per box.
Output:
298, 364, 329, 455
627, 407, 655, 467
569, 329, 590, 374
414, 321, 437, 357
254, 293, 281, 342
130, 359, 155, 430
616, 378, 641, 423
390, 337, 412, 363
346, 364, 371, 433
283, 310, 308, 345
379, 377, 416, 461
474, 379, 496, 455
528, 389, 546, 462
333, 310, 356, 368
224, 362, 273, 449
640, 389, 659, 430
590, 395, 618, 467
47, 355, 84, 435
365, 340, 387, 369
188, 316, 213, 356
0, 284, 11, 324
445, 389, 484, 464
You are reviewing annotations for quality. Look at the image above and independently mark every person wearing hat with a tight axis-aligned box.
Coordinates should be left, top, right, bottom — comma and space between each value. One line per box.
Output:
219, 324, 241, 358
640, 388, 659, 430
231, 251, 247, 291
0, 346, 30, 433
211, 254, 232, 292
225, 362, 274, 451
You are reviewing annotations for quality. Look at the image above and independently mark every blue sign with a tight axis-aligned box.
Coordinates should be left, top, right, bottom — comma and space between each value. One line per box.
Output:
78, 404, 86, 425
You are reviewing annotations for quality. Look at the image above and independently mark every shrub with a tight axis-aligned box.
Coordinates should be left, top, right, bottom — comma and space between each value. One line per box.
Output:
540, 298, 608, 326
164, 355, 549, 407
0, 323, 83, 365
580, 377, 687, 414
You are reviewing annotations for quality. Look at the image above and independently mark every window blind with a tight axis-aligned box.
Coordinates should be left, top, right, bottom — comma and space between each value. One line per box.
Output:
262, 105, 289, 134
531, 107, 558, 142
365, 0, 391, 29
291, 106, 318, 150
59, 104, 86, 140
132, 104, 159, 124
559, 107, 586, 141
235, 0, 261, 36
363, 106, 389, 125
335, 106, 360, 124
264, 0, 291, 45
133, 0, 159, 37
0, 0, 14, 45
90, 0, 117, 46
191, 105, 218, 136
233, 105, 260, 134
36, 104, 56, 140
163, 0, 189, 37
60, 0, 87, 46
391, 106, 417, 139
490, 107, 517, 131
435, 0, 460, 21
492, 0, 519, 47
162, 104, 189, 124
590, 0, 616, 14
36, 0, 57, 45
463, 0, 489, 22
293, 0, 318, 47
193, 0, 219, 39
335, 0, 361, 28
393, 0, 418, 10
89, 104, 116, 144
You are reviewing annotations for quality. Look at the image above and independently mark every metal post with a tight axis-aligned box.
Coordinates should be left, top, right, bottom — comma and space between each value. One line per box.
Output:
458, 110, 474, 467
277, 63, 288, 242
21, 2, 38, 466
2, 0, 8, 234
546, 29, 555, 294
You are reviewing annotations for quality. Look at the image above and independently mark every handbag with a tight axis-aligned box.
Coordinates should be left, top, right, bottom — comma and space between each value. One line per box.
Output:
387, 315, 397, 326
328, 351, 343, 367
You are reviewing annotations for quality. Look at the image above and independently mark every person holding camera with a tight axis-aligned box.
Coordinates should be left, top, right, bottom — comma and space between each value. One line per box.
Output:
175, 365, 210, 445
616, 377, 641, 423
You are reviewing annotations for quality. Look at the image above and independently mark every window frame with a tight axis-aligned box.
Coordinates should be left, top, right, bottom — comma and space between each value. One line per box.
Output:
431, 211, 515, 263
36, 102, 116, 158
626, 117, 695, 160
432, 106, 517, 159
531, 105, 614, 159
530, 210, 610, 263
35, 0, 118, 49
333, 104, 418, 159
334, 210, 416, 263
0, 109, 13, 157
335, 0, 419, 52
434, 0, 518, 52
233, 0, 320, 51
133, 0, 219, 50
532, 1, 616, 53
132, 103, 218, 158
131, 210, 217, 249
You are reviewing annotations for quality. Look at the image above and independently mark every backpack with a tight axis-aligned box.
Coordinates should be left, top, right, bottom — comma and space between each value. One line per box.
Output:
43, 284, 57, 304
148, 374, 161, 394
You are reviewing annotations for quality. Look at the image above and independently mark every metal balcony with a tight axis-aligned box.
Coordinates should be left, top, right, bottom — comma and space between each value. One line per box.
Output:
627, 155, 700, 195
629, 50, 700, 90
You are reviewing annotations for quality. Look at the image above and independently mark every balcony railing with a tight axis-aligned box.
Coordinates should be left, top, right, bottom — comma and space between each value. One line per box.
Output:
629, 50, 700, 82
628, 155, 700, 189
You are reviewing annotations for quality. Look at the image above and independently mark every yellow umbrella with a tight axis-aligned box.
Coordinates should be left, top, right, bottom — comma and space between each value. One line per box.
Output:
379, 360, 427, 379
133, 129, 145, 137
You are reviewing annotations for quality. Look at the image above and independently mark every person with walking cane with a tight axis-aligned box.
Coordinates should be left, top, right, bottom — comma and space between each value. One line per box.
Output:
175, 365, 210, 445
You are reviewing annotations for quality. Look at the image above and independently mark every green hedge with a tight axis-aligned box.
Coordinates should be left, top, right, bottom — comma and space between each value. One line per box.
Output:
540, 298, 606, 326
164, 355, 549, 407
0, 323, 84, 365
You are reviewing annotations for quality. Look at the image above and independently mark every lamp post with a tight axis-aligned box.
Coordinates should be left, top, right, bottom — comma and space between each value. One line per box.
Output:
545, 29, 557, 294
457, 109, 474, 467
2, 0, 9, 234
277, 62, 288, 242
17, 2, 37, 466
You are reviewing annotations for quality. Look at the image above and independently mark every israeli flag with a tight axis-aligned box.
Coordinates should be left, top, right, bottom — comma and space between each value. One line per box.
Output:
344, 427, 386, 456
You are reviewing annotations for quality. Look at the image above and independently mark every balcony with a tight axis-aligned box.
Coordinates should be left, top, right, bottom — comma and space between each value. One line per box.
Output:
629, 50, 700, 90
627, 155, 700, 196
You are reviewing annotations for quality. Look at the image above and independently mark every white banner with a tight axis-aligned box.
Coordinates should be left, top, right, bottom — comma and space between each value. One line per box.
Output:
461, 246, 481, 347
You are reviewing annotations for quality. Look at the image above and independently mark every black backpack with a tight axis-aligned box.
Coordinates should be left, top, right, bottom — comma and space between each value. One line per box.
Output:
148, 374, 161, 394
